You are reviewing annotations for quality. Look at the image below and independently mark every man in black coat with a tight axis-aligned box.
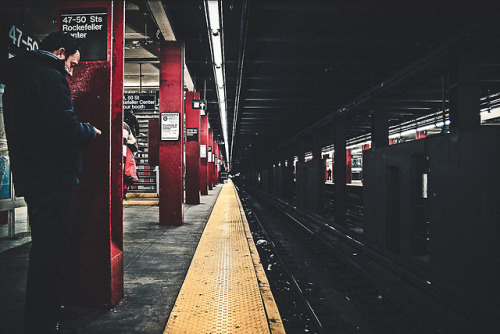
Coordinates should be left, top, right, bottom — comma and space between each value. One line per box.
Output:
2, 32, 101, 333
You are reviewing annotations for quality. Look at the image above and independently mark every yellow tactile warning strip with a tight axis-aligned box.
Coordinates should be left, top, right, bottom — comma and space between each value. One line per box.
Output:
234, 187, 285, 334
164, 180, 286, 334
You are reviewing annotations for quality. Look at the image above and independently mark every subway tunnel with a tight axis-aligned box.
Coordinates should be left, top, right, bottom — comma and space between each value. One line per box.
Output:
1, 1, 500, 333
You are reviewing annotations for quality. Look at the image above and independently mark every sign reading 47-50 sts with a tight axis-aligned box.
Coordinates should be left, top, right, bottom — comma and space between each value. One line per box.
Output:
60, 7, 107, 61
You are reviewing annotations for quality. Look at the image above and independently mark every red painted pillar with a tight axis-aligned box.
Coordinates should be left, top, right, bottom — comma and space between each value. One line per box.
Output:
200, 114, 208, 195
346, 149, 352, 184
213, 142, 218, 186
214, 142, 219, 185
208, 128, 214, 190
185, 91, 200, 204
416, 130, 427, 139
212, 136, 217, 186
325, 156, 330, 181
110, 1, 125, 306
159, 41, 184, 225
331, 157, 335, 183
58, 0, 124, 308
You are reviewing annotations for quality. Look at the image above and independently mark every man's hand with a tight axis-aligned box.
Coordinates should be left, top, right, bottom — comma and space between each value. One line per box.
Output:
94, 127, 102, 135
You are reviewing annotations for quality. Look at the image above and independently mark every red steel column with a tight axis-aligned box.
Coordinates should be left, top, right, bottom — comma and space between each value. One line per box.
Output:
346, 149, 352, 184
159, 41, 184, 225
214, 142, 219, 185
208, 128, 214, 190
200, 115, 208, 195
185, 91, 200, 204
110, 0, 125, 306
216, 143, 220, 184
58, 0, 123, 308
211, 141, 216, 187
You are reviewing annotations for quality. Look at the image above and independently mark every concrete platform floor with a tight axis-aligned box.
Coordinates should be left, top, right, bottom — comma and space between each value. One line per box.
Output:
0, 184, 222, 334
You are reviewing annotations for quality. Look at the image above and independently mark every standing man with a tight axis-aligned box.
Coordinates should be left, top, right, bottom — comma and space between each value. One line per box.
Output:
2, 32, 101, 333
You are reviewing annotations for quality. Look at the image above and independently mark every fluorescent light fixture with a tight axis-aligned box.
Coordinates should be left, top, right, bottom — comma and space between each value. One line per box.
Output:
218, 86, 225, 97
346, 140, 372, 150
481, 107, 500, 121
215, 66, 223, 83
212, 35, 223, 65
207, 1, 220, 32
388, 133, 400, 139
205, 0, 229, 163
416, 124, 436, 132
400, 129, 416, 137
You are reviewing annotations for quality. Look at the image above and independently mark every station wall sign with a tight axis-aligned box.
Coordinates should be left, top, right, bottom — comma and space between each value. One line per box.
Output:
192, 99, 207, 110
7, 24, 40, 55
200, 145, 207, 158
187, 128, 198, 142
124, 92, 157, 112
60, 7, 107, 61
161, 113, 180, 141
2, 22, 40, 83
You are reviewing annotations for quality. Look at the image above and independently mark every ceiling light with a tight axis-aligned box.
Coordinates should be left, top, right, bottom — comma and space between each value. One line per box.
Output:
416, 124, 436, 132
205, 0, 229, 163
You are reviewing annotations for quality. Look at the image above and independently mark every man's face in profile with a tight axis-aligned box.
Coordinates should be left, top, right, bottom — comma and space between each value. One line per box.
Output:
64, 50, 80, 76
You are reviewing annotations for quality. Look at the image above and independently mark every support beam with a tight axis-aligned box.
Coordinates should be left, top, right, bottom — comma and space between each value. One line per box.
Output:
200, 115, 209, 195
449, 49, 480, 130
58, 0, 124, 308
159, 41, 185, 225
146, 0, 193, 91
371, 97, 389, 149
185, 91, 201, 204
334, 117, 347, 225
295, 138, 307, 209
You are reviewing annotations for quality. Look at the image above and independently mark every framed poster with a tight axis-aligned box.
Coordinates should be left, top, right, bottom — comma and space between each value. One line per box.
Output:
200, 144, 207, 158
161, 113, 180, 141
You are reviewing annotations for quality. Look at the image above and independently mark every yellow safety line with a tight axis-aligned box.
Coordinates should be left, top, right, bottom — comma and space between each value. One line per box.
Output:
164, 180, 285, 333
233, 185, 286, 334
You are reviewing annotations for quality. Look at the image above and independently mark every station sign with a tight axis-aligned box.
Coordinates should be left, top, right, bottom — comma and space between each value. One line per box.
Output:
1, 22, 40, 84
7, 25, 40, 55
124, 93, 157, 112
161, 113, 180, 141
186, 128, 198, 142
60, 7, 107, 61
192, 99, 207, 110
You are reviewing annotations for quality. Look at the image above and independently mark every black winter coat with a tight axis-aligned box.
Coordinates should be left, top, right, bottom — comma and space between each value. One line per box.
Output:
2, 50, 97, 196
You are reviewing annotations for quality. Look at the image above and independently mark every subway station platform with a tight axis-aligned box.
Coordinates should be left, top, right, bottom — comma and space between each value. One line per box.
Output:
0, 181, 284, 334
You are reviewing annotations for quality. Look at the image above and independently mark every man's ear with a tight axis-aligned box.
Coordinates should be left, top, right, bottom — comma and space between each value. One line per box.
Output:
54, 48, 66, 59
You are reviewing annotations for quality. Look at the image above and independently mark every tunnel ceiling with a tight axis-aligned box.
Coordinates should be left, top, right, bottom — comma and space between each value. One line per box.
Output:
159, 0, 500, 172
4, 1, 498, 172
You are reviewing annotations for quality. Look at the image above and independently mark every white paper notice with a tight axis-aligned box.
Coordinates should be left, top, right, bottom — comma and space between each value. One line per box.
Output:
161, 113, 179, 140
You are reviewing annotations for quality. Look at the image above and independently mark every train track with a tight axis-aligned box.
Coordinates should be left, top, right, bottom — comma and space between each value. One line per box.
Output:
237, 184, 492, 334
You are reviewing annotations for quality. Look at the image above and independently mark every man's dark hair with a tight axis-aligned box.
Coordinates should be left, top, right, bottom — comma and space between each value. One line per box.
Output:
40, 32, 81, 56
